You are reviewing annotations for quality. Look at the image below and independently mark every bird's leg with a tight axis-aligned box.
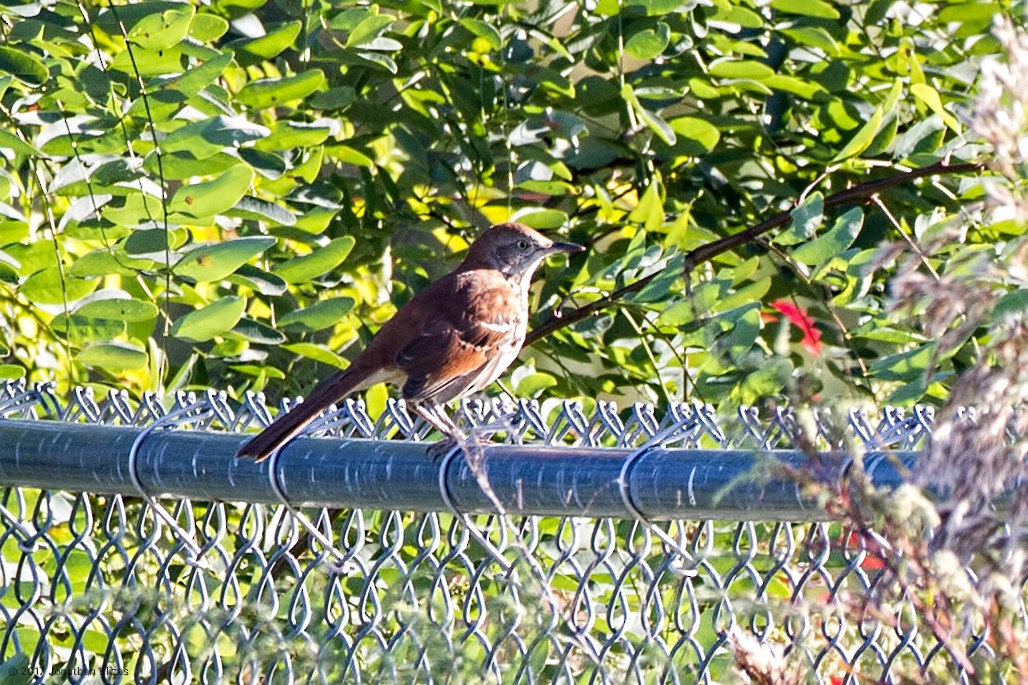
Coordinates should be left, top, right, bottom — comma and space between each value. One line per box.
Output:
416, 403, 497, 504
411, 402, 474, 460
412, 402, 462, 439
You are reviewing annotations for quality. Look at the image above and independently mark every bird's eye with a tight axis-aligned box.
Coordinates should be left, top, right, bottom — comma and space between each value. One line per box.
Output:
516, 240, 530, 250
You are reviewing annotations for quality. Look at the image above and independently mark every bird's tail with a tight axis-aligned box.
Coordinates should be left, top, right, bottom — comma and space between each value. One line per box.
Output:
237, 369, 361, 462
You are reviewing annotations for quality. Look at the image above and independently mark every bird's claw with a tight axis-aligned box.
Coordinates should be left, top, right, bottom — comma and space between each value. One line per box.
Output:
427, 438, 459, 463
427, 435, 489, 463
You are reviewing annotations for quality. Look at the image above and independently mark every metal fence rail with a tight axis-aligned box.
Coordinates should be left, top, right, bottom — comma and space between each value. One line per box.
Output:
0, 382, 1019, 684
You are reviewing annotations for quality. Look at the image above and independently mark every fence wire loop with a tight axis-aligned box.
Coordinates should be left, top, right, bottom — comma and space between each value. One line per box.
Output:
126, 402, 212, 564
618, 422, 699, 576
262, 435, 359, 576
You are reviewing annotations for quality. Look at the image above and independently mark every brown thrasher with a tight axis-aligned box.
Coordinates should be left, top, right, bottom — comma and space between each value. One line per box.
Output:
237, 222, 584, 461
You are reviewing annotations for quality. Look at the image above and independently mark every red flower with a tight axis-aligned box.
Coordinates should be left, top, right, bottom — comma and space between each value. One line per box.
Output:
767, 300, 823, 356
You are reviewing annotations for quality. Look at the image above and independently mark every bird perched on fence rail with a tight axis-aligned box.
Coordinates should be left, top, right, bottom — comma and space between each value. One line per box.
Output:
237, 222, 585, 461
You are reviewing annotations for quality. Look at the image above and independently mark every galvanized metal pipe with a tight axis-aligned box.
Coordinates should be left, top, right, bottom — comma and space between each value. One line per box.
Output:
0, 419, 924, 520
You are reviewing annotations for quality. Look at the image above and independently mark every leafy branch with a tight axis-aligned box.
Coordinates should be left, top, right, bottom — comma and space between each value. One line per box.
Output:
526, 160, 986, 346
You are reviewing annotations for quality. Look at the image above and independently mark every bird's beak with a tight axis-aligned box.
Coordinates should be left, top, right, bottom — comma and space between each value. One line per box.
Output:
547, 241, 586, 255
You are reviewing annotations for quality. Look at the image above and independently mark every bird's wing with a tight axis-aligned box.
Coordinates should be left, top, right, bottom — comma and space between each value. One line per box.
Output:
394, 277, 522, 402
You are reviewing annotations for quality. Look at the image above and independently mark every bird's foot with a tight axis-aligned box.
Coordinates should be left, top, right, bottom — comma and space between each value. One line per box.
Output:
427, 437, 458, 462
427, 435, 488, 463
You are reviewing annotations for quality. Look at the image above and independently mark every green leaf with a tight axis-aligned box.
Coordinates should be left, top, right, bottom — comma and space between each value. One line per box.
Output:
346, 14, 394, 48
832, 106, 884, 162
144, 151, 237, 181
0, 364, 25, 380
770, 0, 840, 19
993, 288, 1028, 322
69, 250, 154, 278
310, 86, 356, 111
128, 6, 195, 50
708, 4, 765, 28
237, 69, 325, 108
514, 371, 557, 398
461, 18, 502, 50
709, 59, 775, 81
864, 0, 892, 24
622, 84, 676, 145
239, 21, 301, 58
291, 207, 337, 234
0, 46, 48, 87
628, 176, 665, 232
625, 22, 670, 60
668, 117, 720, 155
775, 192, 823, 246
780, 26, 839, 55
853, 326, 923, 344
937, 2, 998, 26
123, 228, 175, 257
717, 276, 771, 311
163, 116, 270, 158
911, 83, 960, 133
869, 343, 936, 381
229, 318, 287, 344
0, 128, 39, 156
228, 264, 287, 296
101, 192, 165, 228
764, 75, 827, 100
21, 268, 98, 305
272, 236, 355, 283
329, 145, 375, 167
636, 106, 676, 145
228, 197, 296, 226
328, 7, 369, 31
282, 342, 347, 369
230, 363, 285, 381
0, 260, 17, 283
792, 207, 864, 268
511, 209, 568, 230
719, 304, 762, 359
77, 341, 148, 371
634, 255, 683, 301
190, 13, 229, 41
172, 51, 234, 98
53, 314, 125, 345
211, 339, 248, 358
174, 236, 276, 282
236, 148, 287, 179
624, 0, 689, 15
171, 296, 247, 342
110, 46, 186, 77
75, 297, 159, 322
168, 166, 255, 219
864, 113, 899, 157
279, 297, 355, 331
258, 120, 334, 150
736, 359, 790, 404
293, 147, 325, 184
886, 375, 940, 405
883, 76, 904, 114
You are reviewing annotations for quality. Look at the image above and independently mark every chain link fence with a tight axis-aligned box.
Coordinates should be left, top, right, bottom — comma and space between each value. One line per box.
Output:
0, 381, 1020, 683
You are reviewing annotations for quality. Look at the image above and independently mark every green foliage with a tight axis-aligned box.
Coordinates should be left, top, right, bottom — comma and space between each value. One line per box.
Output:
0, 0, 1011, 412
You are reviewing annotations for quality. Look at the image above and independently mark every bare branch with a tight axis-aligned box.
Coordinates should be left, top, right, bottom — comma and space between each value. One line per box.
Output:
527, 161, 985, 347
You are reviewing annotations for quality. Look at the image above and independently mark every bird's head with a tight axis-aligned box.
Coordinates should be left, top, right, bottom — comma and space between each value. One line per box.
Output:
462, 222, 584, 281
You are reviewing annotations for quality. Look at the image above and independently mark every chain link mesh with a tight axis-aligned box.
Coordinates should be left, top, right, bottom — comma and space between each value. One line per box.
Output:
0, 381, 1021, 683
